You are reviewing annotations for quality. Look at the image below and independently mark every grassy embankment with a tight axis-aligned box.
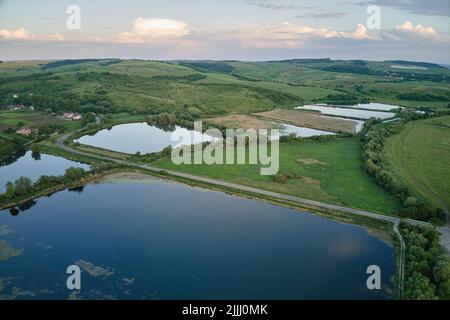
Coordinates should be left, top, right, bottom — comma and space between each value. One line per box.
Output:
384, 116, 450, 212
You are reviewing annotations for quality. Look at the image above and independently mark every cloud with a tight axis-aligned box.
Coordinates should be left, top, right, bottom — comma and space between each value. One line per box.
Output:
243, 0, 314, 10
369, 0, 450, 17
114, 18, 189, 43
295, 12, 349, 19
0, 27, 64, 41
395, 21, 438, 38
0, 27, 33, 40
215, 22, 378, 49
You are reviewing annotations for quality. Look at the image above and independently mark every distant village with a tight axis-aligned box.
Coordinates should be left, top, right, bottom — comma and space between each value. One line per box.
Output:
6, 100, 83, 137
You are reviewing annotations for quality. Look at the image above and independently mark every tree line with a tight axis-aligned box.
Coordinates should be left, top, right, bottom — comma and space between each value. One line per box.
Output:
0, 163, 122, 204
362, 111, 450, 224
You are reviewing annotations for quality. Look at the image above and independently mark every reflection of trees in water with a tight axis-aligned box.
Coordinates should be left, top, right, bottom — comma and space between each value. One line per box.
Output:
154, 123, 176, 132
31, 151, 41, 161
68, 186, 84, 193
0, 150, 27, 167
8, 199, 37, 216
6, 187, 85, 216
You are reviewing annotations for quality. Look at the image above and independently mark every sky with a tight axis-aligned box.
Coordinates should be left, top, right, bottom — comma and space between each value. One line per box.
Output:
0, 0, 449, 63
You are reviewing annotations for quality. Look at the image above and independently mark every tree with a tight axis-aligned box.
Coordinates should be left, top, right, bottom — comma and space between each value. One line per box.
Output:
14, 177, 33, 195
433, 257, 450, 299
404, 272, 437, 300
5, 181, 14, 198
63, 167, 86, 183
81, 112, 96, 127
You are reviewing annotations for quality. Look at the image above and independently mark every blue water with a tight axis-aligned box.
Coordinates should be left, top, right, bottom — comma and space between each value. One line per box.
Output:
0, 151, 90, 194
296, 105, 396, 120
0, 178, 395, 300
75, 123, 216, 154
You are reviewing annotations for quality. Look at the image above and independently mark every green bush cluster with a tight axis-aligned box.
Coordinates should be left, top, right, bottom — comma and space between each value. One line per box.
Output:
0, 163, 122, 204
0, 136, 26, 162
401, 222, 450, 300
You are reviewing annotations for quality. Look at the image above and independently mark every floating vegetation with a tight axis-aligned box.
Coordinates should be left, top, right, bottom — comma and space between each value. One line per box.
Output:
75, 260, 114, 278
0, 240, 23, 262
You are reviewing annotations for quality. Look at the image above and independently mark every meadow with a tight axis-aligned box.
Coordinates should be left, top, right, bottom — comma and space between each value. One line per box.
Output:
152, 138, 402, 215
384, 116, 450, 211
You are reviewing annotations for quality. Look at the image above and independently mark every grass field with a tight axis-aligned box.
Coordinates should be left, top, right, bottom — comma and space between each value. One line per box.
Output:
384, 116, 450, 211
152, 138, 401, 214
0, 110, 67, 131
2, 59, 449, 118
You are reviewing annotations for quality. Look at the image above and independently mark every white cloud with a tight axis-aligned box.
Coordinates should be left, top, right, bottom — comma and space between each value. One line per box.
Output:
41, 33, 65, 41
395, 21, 437, 38
115, 18, 189, 43
0, 27, 33, 40
215, 22, 378, 49
0, 27, 64, 41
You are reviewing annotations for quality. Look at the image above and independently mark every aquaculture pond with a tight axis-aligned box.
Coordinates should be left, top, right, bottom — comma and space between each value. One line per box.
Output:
296, 105, 396, 120
320, 103, 400, 112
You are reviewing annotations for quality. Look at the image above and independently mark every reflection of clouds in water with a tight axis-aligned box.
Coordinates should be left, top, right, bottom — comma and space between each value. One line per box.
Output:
171, 127, 217, 148
329, 236, 364, 258
0, 225, 13, 236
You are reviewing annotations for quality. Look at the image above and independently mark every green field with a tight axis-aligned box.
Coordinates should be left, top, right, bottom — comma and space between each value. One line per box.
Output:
1, 59, 449, 117
152, 138, 402, 214
384, 116, 450, 212
0, 110, 65, 131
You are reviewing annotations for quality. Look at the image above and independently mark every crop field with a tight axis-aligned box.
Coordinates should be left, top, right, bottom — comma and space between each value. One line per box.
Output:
205, 114, 276, 130
384, 116, 450, 211
255, 109, 358, 133
0, 110, 64, 131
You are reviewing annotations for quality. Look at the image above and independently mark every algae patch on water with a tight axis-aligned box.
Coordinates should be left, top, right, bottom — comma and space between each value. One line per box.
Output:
0, 240, 23, 262
76, 260, 114, 278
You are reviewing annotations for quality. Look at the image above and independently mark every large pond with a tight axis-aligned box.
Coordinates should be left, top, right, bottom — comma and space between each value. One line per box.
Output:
296, 105, 396, 120
75, 123, 217, 154
0, 176, 395, 300
0, 151, 90, 194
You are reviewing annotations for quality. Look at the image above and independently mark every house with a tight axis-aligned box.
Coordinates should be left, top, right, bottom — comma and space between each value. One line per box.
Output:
8, 104, 25, 111
61, 112, 82, 121
16, 128, 33, 136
